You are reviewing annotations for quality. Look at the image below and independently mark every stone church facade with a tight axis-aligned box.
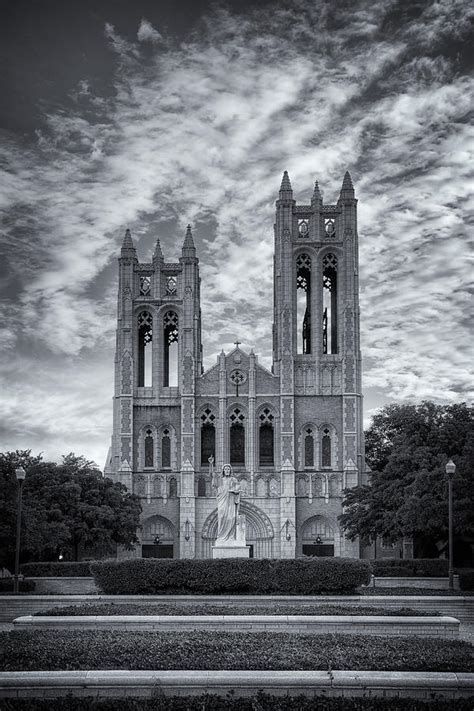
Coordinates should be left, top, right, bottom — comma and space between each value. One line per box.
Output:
105, 171, 364, 560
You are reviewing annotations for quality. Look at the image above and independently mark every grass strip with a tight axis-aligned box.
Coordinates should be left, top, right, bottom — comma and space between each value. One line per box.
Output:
1, 630, 471, 672
1, 696, 474, 711
34, 602, 437, 616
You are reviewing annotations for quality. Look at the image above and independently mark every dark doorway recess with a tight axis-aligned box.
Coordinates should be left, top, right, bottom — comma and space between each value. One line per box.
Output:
303, 544, 334, 557
142, 544, 173, 558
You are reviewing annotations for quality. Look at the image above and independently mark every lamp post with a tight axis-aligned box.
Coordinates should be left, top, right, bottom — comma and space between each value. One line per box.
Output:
445, 459, 456, 591
13, 467, 26, 594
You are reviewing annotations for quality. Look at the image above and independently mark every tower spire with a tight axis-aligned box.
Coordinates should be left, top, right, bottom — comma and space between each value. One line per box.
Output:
278, 170, 293, 201
121, 228, 136, 256
339, 171, 355, 200
181, 224, 196, 258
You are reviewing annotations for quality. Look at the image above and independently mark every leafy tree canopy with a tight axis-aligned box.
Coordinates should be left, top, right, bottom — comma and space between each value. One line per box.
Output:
0, 451, 142, 566
339, 402, 473, 545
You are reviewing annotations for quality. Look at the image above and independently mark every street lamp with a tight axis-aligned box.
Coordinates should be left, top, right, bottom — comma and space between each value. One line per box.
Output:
445, 459, 456, 591
13, 467, 26, 594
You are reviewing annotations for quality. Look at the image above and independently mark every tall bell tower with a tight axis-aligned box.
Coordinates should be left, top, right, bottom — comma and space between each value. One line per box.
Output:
272, 171, 364, 557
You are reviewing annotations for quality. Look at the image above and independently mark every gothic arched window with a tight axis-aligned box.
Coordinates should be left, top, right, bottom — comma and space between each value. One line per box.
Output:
163, 311, 178, 387
322, 253, 338, 354
200, 408, 216, 466
304, 429, 314, 467
169, 476, 177, 497
230, 408, 245, 466
144, 428, 154, 468
138, 311, 153, 387
259, 408, 275, 466
322, 428, 332, 467
197, 476, 206, 497
296, 254, 311, 354
161, 429, 171, 469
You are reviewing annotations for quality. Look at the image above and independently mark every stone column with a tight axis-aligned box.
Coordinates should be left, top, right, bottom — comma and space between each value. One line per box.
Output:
179, 459, 195, 559
248, 351, 256, 494
218, 351, 226, 470
280, 458, 296, 558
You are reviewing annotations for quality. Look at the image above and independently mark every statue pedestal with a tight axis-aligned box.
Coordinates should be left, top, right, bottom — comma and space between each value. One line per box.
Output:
212, 541, 250, 559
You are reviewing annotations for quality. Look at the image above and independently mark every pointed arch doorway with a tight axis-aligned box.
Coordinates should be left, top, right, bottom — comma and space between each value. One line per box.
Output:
141, 515, 175, 558
300, 515, 338, 557
201, 502, 274, 559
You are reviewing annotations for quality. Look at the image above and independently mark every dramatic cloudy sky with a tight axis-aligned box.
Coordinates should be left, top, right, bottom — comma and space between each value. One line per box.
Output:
1, 0, 473, 467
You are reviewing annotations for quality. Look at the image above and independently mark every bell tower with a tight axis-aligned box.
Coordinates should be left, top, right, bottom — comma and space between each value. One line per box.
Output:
106, 226, 203, 518
272, 171, 364, 557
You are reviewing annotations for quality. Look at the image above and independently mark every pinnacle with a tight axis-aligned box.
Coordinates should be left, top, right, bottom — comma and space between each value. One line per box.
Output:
279, 170, 293, 194
342, 171, 354, 190
121, 228, 135, 250
312, 180, 322, 201
182, 224, 195, 250
153, 238, 163, 259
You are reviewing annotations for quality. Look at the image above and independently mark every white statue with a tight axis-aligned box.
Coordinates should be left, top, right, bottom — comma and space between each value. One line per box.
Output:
211, 461, 246, 544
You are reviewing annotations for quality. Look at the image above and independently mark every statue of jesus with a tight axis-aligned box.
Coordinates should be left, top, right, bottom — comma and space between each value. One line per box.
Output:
212, 462, 245, 544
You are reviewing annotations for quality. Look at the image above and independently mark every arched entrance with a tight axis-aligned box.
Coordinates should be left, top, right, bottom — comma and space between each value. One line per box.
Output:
201, 502, 274, 559
141, 515, 175, 558
300, 515, 338, 557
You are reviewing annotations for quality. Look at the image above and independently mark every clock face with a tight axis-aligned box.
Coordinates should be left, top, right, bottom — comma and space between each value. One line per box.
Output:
298, 219, 309, 236
325, 219, 335, 237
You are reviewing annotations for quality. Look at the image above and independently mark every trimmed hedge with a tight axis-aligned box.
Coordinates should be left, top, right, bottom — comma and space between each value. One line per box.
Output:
20, 562, 92, 577
91, 557, 371, 594
459, 570, 474, 591
35, 602, 434, 616
371, 558, 449, 578
0, 578, 35, 593
1, 630, 471, 672
1, 696, 473, 711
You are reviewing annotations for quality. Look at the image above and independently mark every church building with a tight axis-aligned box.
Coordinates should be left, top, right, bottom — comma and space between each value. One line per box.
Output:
105, 171, 365, 559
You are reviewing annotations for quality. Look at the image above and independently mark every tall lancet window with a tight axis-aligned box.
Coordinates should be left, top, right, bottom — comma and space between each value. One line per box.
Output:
322, 253, 338, 354
322, 428, 332, 467
296, 254, 311, 354
259, 408, 275, 466
138, 311, 153, 387
200, 408, 216, 466
163, 311, 179, 387
144, 429, 154, 468
230, 408, 245, 467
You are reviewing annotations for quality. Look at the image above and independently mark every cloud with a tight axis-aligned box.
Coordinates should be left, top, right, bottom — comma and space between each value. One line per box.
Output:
137, 18, 162, 44
0, 0, 472, 464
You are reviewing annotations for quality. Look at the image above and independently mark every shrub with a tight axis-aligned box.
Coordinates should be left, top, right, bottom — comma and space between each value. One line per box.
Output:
371, 558, 449, 578
1, 696, 473, 711
20, 561, 92, 577
0, 578, 35, 593
34, 602, 433, 616
459, 570, 474, 591
1, 630, 471, 672
91, 557, 371, 595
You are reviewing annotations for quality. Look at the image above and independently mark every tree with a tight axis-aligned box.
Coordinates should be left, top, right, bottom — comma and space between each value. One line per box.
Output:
339, 402, 474, 558
0, 451, 142, 565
